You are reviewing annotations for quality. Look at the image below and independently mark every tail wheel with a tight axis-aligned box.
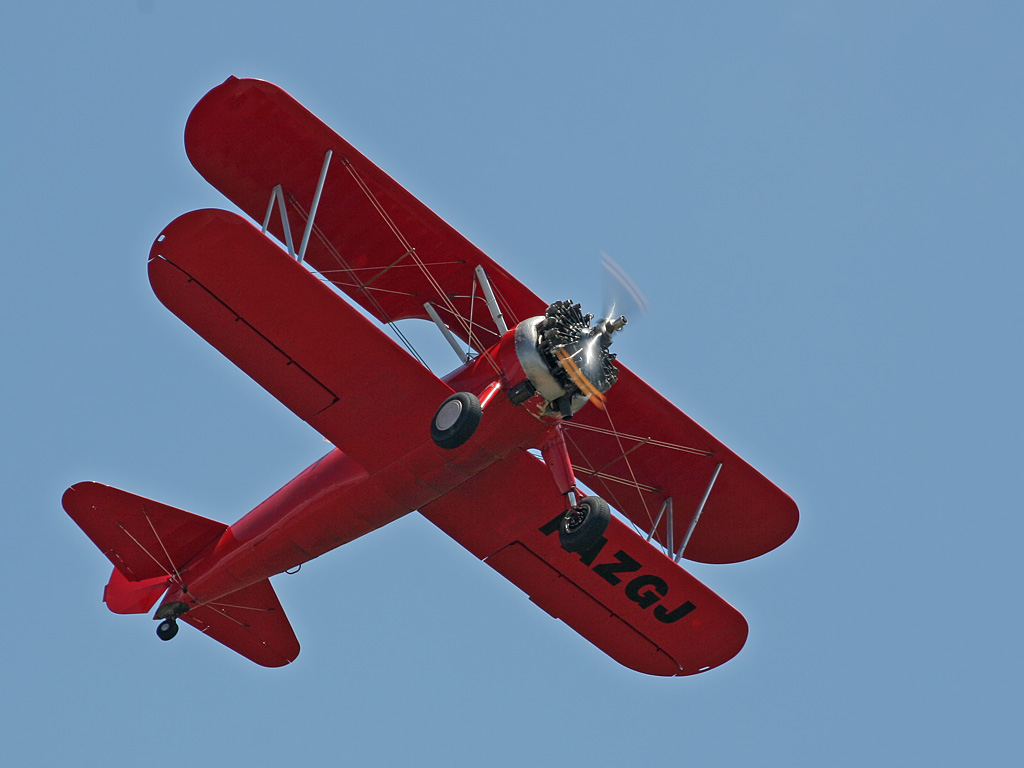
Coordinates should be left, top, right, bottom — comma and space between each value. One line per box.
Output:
559, 496, 611, 553
156, 618, 179, 641
431, 392, 483, 449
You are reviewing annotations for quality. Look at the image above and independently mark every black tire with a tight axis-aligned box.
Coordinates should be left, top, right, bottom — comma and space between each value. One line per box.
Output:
431, 392, 483, 449
156, 619, 179, 641
559, 496, 611, 553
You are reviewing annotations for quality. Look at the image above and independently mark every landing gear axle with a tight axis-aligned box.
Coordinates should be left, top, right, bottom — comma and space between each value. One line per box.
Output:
559, 496, 611, 553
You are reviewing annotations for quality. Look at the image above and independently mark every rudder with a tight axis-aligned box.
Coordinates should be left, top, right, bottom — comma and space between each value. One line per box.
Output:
103, 567, 169, 614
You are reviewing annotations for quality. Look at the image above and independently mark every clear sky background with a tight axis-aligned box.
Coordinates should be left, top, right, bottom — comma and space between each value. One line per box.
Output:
3, 2, 1021, 765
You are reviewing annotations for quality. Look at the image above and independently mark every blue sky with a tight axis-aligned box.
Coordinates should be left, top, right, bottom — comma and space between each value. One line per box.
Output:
3, 2, 1021, 765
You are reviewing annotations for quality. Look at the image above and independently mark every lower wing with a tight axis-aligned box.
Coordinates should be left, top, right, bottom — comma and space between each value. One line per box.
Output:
148, 208, 454, 473
420, 450, 748, 676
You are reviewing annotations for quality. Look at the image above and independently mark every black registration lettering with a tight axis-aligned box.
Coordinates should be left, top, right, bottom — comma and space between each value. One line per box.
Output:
538, 513, 564, 536
538, 514, 698, 623
624, 574, 669, 609
592, 550, 642, 585
654, 600, 696, 624
575, 536, 608, 566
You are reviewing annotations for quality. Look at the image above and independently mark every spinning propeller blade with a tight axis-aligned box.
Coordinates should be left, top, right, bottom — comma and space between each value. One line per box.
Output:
600, 251, 649, 326
541, 255, 648, 412
555, 346, 607, 410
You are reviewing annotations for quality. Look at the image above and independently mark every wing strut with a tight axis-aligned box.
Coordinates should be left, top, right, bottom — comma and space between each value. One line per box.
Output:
675, 462, 723, 562
260, 150, 333, 263
298, 150, 332, 262
423, 266, 512, 370
646, 497, 671, 543
253, 151, 433, 369
474, 265, 508, 335
424, 301, 470, 363
262, 185, 297, 257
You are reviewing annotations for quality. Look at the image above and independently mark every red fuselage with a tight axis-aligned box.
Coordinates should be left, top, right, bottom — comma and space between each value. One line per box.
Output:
163, 327, 556, 610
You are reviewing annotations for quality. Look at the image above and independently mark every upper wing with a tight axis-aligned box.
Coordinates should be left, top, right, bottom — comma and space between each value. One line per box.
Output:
421, 450, 748, 676
564, 366, 799, 564
183, 76, 547, 352
149, 208, 453, 472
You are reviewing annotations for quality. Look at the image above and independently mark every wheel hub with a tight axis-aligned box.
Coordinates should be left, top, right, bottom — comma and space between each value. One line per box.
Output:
564, 504, 589, 533
434, 399, 463, 431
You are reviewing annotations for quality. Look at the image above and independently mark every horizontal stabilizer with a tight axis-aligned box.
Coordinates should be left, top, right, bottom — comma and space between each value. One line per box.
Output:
63, 482, 227, 585
180, 579, 300, 668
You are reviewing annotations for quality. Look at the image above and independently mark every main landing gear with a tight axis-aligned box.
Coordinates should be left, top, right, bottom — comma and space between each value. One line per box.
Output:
431, 392, 483, 449
559, 496, 611, 553
429, 389, 611, 555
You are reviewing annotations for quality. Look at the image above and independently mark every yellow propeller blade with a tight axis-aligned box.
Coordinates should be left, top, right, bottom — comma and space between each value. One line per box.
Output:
554, 347, 607, 410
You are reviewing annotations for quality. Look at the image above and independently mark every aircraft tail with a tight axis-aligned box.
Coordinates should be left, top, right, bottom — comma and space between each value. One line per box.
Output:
63, 481, 300, 667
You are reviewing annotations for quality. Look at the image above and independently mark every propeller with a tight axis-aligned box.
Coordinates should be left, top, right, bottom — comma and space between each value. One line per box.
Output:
528, 255, 650, 536
537, 254, 649, 413
600, 251, 649, 328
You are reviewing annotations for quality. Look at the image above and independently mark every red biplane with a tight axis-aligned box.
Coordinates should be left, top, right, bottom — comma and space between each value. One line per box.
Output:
64, 77, 798, 676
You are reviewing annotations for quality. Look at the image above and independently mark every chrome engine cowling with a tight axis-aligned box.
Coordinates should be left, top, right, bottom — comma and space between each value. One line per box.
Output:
514, 300, 623, 418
